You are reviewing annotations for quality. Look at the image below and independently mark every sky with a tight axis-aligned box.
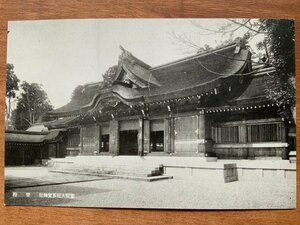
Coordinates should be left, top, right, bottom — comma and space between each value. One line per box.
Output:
7, 19, 264, 109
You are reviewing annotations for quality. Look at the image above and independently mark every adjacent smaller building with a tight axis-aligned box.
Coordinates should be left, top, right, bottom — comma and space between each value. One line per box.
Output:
5, 129, 67, 166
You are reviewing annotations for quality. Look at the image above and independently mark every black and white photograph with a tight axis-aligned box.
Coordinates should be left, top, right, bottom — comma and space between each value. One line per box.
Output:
4, 18, 296, 209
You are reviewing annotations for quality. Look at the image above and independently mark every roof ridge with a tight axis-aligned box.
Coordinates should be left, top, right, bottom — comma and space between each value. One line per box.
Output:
150, 43, 237, 71
119, 46, 151, 69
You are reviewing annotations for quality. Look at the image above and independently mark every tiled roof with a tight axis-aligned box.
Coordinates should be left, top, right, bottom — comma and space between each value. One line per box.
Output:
114, 46, 250, 103
43, 116, 79, 129
231, 65, 276, 104
121, 59, 161, 87
48, 41, 272, 118
5, 130, 65, 144
51, 81, 105, 114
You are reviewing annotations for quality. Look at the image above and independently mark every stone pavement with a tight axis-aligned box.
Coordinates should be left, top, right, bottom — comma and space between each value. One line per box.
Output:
5, 166, 296, 209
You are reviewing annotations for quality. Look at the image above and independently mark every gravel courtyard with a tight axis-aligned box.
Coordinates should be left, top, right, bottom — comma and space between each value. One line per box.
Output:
5, 167, 296, 209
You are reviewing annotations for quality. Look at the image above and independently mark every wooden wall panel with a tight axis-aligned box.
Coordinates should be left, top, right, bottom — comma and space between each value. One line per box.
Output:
0, 0, 300, 225
109, 120, 119, 155
174, 115, 198, 154
82, 124, 99, 155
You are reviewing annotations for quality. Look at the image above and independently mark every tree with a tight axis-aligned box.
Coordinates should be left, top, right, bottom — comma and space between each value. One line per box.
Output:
258, 19, 295, 121
13, 82, 53, 130
171, 19, 295, 122
102, 65, 118, 87
6, 64, 20, 120
69, 65, 118, 107
70, 84, 84, 102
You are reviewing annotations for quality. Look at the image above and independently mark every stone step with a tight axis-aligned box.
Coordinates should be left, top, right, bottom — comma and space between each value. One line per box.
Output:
48, 159, 164, 177
119, 168, 162, 176
51, 164, 162, 173
58, 167, 162, 177
50, 161, 162, 168
50, 170, 173, 182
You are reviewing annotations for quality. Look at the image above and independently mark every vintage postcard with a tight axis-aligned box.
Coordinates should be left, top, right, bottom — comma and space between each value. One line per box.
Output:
4, 19, 296, 209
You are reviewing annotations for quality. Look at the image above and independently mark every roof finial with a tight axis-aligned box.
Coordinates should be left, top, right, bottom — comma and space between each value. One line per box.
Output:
119, 45, 126, 52
119, 45, 132, 61
234, 37, 247, 48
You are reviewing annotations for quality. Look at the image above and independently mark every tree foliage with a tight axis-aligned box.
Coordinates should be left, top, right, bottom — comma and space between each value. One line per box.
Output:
70, 84, 85, 101
68, 65, 118, 107
102, 65, 118, 87
13, 82, 53, 130
258, 19, 295, 119
6, 64, 20, 122
6, 64, 20, 99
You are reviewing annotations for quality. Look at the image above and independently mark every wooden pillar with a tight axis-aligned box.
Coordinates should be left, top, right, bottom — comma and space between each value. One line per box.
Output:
198, 110, 206, 154
281, 122, 286, 142
79, 126, 83, 154
170, 117, 175, 154
164, 118, 171, 153
138, 118, 144, 156
22, 148, 25, 166
98, 125, 102, 153
198, 110, 213, 155
240, 121, 248, 158
239, 124, 247, 143
109, 120, 119, 155
94, 124, 100, 154
281, 122, 287, 159
143, 120, 150, 154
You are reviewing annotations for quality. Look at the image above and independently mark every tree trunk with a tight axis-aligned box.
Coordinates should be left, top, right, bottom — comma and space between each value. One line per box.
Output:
8, 96, 11, 119
291, 106, 296, 124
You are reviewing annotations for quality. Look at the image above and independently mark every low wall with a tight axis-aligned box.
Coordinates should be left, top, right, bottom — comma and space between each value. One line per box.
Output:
163, 163, 238, 183
164, 161, 295, 183
48, 156, 296, 183
236, 166, 295, 183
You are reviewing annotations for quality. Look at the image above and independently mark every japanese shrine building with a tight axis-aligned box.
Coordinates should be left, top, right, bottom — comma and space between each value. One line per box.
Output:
46, 40, 294, 160
5, 129, 67, 165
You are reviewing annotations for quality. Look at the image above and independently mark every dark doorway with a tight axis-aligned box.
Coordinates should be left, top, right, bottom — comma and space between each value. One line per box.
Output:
100, 134, 110, 153
119, 130, 138, 155
150, 131, 164, 152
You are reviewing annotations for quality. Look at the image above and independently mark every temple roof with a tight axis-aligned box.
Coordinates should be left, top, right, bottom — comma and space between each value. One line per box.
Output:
114, 46, 161, 87
113, 45, 250, 103
231, 65, 276, 105
51, 81, 105, 114
48, 40, 274, 119
43, 116, 79, 129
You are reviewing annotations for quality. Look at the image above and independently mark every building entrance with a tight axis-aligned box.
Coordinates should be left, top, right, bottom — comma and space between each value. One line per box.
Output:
119, 130, 138, 155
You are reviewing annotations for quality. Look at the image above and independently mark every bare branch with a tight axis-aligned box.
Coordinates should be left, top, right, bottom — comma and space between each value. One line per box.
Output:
23, 118, 32, 125
227, 19, 268, 34
190, 20, 246, 36
169, 31, 203, 53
